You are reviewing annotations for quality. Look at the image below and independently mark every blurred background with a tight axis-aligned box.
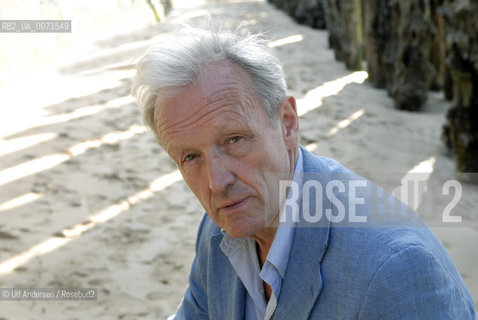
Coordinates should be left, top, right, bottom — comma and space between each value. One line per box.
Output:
0, 0, 477, 318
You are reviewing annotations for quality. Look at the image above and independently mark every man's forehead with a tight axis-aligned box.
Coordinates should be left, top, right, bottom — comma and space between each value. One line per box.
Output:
154, 61, 264, 133
155, 89, 255, 134
165, 107, 256, 144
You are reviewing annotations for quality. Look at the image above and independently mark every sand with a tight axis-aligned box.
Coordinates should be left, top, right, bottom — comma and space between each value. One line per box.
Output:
0, 0, 476, 318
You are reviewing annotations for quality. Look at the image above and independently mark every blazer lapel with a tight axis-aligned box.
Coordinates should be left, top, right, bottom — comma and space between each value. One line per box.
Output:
273, 223, 330, 320
208, 227, 329, 320
273, 147, 332, 319
209, 233, 246, 320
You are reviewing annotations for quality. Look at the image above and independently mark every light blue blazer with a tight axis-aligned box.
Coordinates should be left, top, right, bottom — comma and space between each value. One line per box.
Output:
173, 147, 476, 319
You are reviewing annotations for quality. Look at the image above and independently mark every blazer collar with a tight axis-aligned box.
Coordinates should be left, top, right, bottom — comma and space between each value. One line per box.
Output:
273, 147, 331, 319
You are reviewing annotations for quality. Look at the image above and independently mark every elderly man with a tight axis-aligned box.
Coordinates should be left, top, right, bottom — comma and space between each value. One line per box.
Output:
132, 26, 476, 319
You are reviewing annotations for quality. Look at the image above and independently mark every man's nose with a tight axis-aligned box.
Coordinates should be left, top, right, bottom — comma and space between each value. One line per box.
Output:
206, 153, 235, 193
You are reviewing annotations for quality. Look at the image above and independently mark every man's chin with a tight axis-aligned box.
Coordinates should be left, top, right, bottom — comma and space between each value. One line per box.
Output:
224, 220, 264, 239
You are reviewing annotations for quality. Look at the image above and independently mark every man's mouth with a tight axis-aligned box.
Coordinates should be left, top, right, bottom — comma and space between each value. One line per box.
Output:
218, 197, 250, 213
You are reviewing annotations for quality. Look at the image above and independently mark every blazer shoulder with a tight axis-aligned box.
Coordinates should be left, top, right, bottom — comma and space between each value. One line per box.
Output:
330, 223, 445, 257
326, 223, 459, 287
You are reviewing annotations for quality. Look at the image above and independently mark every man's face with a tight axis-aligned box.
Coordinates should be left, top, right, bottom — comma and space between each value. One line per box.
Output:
155, 61, 299, 238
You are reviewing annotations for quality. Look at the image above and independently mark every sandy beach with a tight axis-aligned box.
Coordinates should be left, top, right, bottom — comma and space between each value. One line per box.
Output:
0, 0, 477, 318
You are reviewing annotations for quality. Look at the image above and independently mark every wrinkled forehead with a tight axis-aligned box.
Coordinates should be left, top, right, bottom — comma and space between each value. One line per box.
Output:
153, 60, 268, 135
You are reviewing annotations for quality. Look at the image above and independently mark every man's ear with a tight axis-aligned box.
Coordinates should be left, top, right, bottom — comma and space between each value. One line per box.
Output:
280, 96, 299, 148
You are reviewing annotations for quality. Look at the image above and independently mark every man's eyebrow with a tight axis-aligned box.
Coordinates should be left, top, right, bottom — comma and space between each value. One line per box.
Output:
167, 145, 187, 156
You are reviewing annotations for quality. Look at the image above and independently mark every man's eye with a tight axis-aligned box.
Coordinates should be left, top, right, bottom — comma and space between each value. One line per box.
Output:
183, 154, 198, 162
227, 136, 242, 144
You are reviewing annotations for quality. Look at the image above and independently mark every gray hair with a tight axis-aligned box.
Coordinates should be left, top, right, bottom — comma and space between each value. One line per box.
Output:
131, 25, 288, 144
